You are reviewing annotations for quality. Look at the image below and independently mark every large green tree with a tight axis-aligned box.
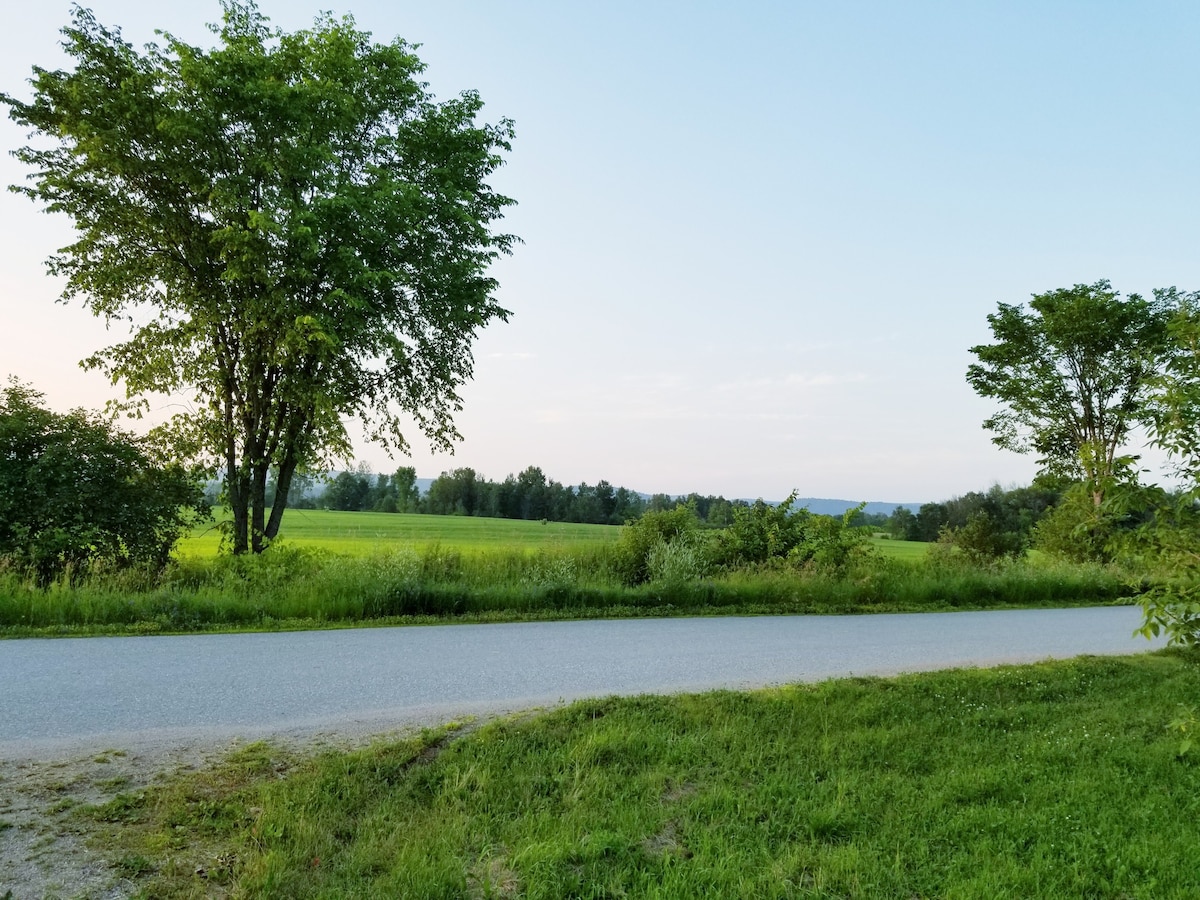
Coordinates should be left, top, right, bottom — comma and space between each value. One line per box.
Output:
966, 280, 1174, 506
3, 2, 515, 552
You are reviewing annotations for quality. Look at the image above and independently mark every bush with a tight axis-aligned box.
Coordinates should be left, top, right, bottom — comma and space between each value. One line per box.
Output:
645, 535, 710, 584
0, 379, 208, 581
614, 506, 701, 586
1031, 485, 1118, 563
1129, 491, 1200, 647
936, 511, 1025, 565
711, 493, 873, 575
713, 493, 810, 566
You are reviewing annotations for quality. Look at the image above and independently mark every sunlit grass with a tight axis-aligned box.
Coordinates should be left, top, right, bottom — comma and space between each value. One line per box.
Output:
86, 652, 1200, 898
870, 535, 929, 562
177, 508, 622, 558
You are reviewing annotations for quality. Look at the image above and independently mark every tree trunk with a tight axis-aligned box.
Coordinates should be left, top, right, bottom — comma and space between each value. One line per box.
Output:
264, 452, 298, 542
250, 462, 269, 553
226, 451, 250, 555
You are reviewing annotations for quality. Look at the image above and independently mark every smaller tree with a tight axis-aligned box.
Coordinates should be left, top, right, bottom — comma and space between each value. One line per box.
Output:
711, 493, 871, 573
967, 281, 1173, 506
0, 380, 207, 580
887, 506, 917, 540
937, 512, 1024, 565
392, 466, 422, 513
321, 469, 371, 511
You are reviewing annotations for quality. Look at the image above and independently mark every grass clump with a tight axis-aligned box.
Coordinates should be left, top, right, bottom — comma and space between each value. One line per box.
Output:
87, 652, 1200, 898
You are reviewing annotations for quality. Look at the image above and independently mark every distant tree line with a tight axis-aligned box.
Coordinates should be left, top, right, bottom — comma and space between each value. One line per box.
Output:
885, 483, 1061, 544
259, 463, 776, 527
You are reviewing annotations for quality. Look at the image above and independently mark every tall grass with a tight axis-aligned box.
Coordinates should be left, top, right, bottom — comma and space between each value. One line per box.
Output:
0, 543, 1135, 635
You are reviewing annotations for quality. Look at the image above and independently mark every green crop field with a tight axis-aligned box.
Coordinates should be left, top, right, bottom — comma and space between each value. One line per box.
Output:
178, 509, 622, 557
870, 535, 930, 562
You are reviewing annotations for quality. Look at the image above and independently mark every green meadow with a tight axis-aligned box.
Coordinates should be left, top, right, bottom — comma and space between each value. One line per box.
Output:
84, 652, 1200, 899
178, 508, 926, 559
178, 509, 622, 557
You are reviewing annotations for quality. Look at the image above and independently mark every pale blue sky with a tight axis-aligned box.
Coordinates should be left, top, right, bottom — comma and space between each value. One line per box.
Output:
4, 1, 1198, 502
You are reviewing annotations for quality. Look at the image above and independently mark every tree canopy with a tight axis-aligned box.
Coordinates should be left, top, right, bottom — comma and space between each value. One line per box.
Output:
1146, 290, 1200, 481
966, 280, 1174, 504
2, 1, 516, 552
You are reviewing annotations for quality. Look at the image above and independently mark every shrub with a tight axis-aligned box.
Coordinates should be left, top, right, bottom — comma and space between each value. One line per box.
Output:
0, 380, 208, 581
712, 493, 872, 575
936, 511, 1025, 566
614, 506, 701, 586
645, 535, 710, 584
711, 493, 809, 567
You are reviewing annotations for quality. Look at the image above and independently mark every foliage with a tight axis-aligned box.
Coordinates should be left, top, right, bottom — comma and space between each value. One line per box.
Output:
320, 470, 372, 513
1129, 490, 1200, 648
1030, 483, 1120, 564
713, 493, 810, 565
3, 2, 516, 553
712, 493, 872, 574
936, 511, 1024, 564
886, 506, 917, 539
1167, 705, 1199, 756
1125, 295, 1200, 647
0, 380, 207, 581
896, 485, 1060, 549
424, 465, 646, 524
966, 280, 1173, 503
644, 534, 710, 585
1146, 290, 1200, 481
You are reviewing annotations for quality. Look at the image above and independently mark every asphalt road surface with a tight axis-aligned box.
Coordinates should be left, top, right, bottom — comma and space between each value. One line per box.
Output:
0, 607, 1164, 757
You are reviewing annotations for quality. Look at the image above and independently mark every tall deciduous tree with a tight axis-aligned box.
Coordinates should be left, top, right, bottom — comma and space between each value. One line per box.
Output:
3, 2, 516, 552
966, 281, 1173, 506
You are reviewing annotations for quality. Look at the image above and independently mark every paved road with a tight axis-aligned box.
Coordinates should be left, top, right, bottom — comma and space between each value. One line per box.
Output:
0, 607, 1163, 757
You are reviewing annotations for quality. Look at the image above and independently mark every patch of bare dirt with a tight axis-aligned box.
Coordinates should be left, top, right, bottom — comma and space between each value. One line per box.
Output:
0, 744, 215, 899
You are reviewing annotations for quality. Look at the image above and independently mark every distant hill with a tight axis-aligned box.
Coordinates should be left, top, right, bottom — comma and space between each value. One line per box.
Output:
638, 492, 922, 517
786, 498, 920, 517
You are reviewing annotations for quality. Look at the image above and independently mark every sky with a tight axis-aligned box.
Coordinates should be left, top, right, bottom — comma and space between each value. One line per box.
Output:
3, 1, 1199, 504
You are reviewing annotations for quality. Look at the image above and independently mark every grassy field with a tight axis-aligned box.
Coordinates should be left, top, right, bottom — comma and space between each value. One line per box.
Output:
178, 509, 622, 557
179, 509, 926, 560
83, 651, 1200, 898
870, 535, 929, 562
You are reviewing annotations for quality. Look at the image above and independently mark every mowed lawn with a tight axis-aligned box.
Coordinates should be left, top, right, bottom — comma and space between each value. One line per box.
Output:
178, 509, 622, 557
